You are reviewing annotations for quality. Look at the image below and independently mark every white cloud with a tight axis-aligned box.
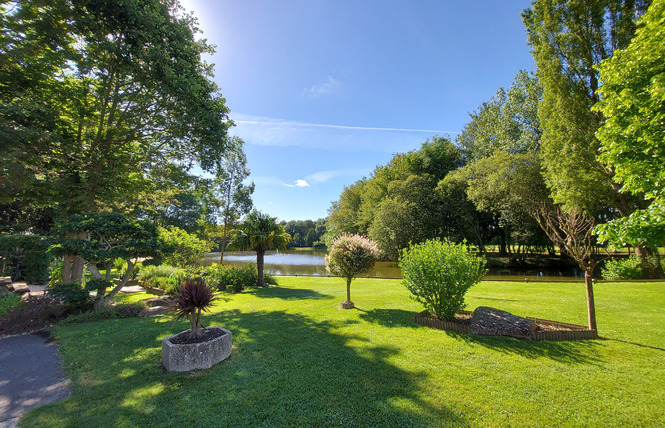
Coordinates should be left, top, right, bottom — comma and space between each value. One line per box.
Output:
305, 168, 371, 183
302, 76, 341, 98
255, 176, 311, 188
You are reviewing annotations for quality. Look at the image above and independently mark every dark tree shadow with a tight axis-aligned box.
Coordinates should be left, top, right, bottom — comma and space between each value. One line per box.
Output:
357, 308, 424, 329
447, 331, 603, 365
244, 286, 332, 300
22, 310, 469, 427
602, 338, 665, 352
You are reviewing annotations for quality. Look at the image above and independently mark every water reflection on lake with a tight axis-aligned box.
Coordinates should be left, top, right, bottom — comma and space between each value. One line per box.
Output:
202, 249, 583, 281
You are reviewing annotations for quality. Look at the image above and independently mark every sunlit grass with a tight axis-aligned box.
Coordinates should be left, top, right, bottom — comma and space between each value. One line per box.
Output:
21, 277, 665, 427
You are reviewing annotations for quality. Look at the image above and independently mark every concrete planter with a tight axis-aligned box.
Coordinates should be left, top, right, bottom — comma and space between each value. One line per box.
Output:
161, 327, 232, 372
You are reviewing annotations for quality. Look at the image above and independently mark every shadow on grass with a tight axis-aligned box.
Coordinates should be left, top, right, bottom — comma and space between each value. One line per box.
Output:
22, 310, 467, 427
447, 331, 603, 365
244, 286, 332, 300
357, 308, 422, 329
602, 338, 665, 352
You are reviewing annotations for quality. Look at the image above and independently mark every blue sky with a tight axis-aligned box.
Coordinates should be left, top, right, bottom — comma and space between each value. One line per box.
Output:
180, 0, 536, 221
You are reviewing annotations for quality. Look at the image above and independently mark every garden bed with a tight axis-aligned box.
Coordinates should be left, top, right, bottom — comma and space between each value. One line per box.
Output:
414, 310, 598, 341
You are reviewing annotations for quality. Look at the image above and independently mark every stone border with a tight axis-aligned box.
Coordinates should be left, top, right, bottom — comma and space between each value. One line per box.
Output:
414, 311, 598, 341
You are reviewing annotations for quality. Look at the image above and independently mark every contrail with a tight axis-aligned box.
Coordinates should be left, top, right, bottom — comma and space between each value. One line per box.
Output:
234, 119, 459, 134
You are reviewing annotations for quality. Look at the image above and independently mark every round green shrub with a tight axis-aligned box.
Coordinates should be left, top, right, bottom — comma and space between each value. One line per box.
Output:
399, 239, 487, 321
48, 281, 93, 312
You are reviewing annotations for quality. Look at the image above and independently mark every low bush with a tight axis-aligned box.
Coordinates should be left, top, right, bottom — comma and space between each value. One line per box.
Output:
0, 296, 66, 335
399, 239, 486, 321
203, 263, 259, 293
62, 303, 144, 323
602, 256, 643, 280
47, 281, 93, 313
139, 265, 188, 293
0, 294, 23, 317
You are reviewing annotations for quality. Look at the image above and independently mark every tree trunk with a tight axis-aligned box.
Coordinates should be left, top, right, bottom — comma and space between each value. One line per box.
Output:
499, 229, 507, 256
584, 270, 597, 331
220, 220, 228, 264
346, 278, 352, 303
256, 248, 266, 287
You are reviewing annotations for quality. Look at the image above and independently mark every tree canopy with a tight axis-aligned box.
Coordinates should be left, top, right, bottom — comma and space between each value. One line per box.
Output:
594, 0, 665, 247
1, 0, 232, 217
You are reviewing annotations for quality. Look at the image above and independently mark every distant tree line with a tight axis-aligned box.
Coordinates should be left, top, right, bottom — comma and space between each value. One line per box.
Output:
280, 219, 327, 248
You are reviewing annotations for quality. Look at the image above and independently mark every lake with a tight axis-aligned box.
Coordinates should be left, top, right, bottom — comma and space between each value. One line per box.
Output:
201, 249, 585, 281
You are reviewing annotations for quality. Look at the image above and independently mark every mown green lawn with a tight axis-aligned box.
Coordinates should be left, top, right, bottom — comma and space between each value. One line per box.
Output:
22, 277, 665, 427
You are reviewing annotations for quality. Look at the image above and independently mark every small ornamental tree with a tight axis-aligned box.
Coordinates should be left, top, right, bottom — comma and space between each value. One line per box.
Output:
399, 239, 486, 321
325, 234, 378, 309
174, 277, 215, 339
52, 213, 165, 311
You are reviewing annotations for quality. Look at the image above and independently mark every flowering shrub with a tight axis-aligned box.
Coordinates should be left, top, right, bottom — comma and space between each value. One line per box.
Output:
325, 234, 378, 308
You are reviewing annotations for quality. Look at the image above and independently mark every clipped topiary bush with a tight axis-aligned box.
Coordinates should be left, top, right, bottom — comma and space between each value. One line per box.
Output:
325, 234, 378, 309
399, 239, 486, 321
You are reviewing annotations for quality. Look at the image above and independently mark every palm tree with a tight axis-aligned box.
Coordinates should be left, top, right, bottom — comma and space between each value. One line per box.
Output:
228, 211, 291, 286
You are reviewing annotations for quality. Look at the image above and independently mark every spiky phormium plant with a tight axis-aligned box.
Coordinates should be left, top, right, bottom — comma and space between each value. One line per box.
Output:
174, 278, 215, 338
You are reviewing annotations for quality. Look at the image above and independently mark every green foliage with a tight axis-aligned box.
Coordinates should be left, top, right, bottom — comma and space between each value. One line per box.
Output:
0, 294, 23, 317
54, 213, 162, 264
211, 137, 255, 259
522, 0, 649, 212
47, 281, 92, 312
328, 138, 465, 259
139, 265, 188, 293
1, 0, 232, 215
203, 263, 264, 293
61, 303, 144, 324
458, 70, 542, 161
174, 278, 215, 338
399, 239, 486, 321
602, 256, 644, 280
325, 234, 378, 291
158, 226, 211, 268
0, 234, 52, 283
594, 0, 665, 247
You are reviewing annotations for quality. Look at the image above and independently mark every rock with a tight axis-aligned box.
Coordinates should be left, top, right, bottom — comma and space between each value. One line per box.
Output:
470, 306, 536, 338
10, 282, 30, 295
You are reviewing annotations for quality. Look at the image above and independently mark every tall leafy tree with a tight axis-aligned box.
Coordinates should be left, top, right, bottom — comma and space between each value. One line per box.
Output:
594, 0, 665, 253
228, 211, 291, 286
1, 0, 232, 214
522, 0, 649, 214
213, 137, 254, 263
458, 71, 542, 161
